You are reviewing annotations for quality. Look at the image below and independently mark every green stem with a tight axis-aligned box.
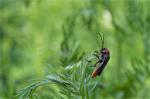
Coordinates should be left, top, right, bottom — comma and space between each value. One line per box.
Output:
85, 84, 89, 99
81, 86, 85, 99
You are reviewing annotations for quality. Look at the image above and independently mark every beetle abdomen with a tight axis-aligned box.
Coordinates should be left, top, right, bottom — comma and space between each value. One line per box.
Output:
91, 64, 104, 78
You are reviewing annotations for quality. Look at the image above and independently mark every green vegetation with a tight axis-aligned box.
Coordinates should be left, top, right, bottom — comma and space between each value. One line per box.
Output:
0, 0, 150, 99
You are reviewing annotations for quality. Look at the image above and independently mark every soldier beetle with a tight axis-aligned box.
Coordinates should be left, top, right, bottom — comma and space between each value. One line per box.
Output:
92, 33, 110, 78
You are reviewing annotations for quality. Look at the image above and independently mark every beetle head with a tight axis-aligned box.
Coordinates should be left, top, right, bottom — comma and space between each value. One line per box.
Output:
101, 48, 109, 55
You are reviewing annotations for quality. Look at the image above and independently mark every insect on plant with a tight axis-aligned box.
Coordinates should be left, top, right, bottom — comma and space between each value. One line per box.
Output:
91, 33, 110, 78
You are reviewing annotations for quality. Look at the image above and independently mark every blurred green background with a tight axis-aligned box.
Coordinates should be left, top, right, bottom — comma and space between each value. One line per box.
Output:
0, 0, 150, 99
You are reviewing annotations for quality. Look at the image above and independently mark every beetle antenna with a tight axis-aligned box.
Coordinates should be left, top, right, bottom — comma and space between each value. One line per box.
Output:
98, 33, 104, 49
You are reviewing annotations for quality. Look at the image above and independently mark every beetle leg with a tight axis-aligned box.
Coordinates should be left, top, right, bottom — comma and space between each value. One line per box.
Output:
94, 51, 100, 55
88, 61, 99, 67
93, 51, 100, 58
94, 51, 99, 53
93, 54, 99, 58
93, 60, 100, 67
99, 59, 103, 62
86, 59, 92, 63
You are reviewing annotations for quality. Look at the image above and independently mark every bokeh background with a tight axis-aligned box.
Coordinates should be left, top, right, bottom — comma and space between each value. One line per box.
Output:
0, 0, 150, 99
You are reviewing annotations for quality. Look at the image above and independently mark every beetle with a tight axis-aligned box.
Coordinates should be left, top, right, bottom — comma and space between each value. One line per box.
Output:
91, 33, 110, 78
